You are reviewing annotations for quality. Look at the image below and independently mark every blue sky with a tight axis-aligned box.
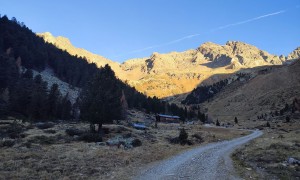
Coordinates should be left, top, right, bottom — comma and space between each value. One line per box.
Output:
0, 0, 299, 62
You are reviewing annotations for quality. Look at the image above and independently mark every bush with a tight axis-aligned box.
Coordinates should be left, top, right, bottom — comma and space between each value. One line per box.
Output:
168, 137, 180, 144
3, 123, 25, 139
28, 135, 56, 145
65, 128, 83, 136
78, 133, 102, 142
216, 120, 220, 126
132, 138, 142, 147
286, 116, 290, 123
167, 129, 191, 145
192, 133, 204, 143
179, 128, 188, 145
36, 122, 54, 129
23, 142, 32, 148
1, 140, 15, 147
44, 129, 56, 134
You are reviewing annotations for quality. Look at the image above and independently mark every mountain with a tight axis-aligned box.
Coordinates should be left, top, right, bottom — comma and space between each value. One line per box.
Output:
38, 32, 299, 98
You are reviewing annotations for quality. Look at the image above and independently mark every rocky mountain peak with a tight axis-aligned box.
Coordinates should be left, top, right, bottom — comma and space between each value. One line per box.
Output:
288, 47, 300, 60
37, 32, 56, 44
197, 41, 285, 67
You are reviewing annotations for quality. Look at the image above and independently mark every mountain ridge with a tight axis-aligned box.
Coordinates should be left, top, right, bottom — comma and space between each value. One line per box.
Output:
37, 32, 300, 98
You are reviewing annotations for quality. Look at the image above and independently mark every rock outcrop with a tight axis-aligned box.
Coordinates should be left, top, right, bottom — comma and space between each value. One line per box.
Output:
198, 41, 285, 67
287, 47, 300, 60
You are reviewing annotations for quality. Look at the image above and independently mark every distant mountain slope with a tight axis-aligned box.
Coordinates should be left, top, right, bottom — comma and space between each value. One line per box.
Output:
37, 32, 125, 79
37, 32, 115, 67
199, 59, 300, 125
38, 32, 299, 98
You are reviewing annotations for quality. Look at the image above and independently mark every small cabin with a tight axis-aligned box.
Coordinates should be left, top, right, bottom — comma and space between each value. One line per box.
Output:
157, 114, 180, 123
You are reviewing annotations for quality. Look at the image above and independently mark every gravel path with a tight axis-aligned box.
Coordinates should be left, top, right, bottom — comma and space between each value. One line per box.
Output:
135, 130, 263, 180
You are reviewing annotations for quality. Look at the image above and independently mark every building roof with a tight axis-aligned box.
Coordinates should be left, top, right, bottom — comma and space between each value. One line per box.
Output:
158, 114, 180, 119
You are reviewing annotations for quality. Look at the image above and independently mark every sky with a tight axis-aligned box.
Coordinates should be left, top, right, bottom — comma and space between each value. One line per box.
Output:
0, 0, 299, 62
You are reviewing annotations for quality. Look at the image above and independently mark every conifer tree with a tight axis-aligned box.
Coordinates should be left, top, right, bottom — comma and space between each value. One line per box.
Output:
216, 119, 220, 126
234, 117, 238, 124
80, 65, 122, 132
47, 83, 60, 119
27, 75, 48, 120
59, 93, 72, 120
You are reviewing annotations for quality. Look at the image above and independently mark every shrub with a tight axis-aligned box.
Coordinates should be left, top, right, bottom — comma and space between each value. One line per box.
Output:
216, 119, 220, 126
286, 116, 290, 123
192, 133, 204, 143
78, 133, 102, 142
132, 138, 142, 147
1, 140, 15, 147
65, 128, 83, 136
44, 129, 56, 134
167, 129, 191, 145
28, 135, 56, 145
36, 122, 54, 129
4, 123, 24, 139
234, 117, 238, 124
179, 128, 188, 145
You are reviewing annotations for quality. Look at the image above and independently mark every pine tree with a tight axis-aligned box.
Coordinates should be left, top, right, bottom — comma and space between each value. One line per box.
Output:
27, 75, 48, 120
80, 65, 122, 132
184, 107, 188, 119
216, 119, 220, 126
120, 90, 128, 119
197, 110, 201, 121
47, 83, 61, 119
234, 117, 238, 124
59, 93, 72, 120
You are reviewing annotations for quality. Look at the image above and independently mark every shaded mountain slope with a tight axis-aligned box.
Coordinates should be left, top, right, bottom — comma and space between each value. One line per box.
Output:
199, 59, 300, 125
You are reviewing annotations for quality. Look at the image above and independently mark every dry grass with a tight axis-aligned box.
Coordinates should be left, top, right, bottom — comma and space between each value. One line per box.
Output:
0, 120, 248, 180
232, 119, 300, 179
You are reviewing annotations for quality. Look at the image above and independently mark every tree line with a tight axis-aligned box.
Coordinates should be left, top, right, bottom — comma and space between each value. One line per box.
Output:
0, 52, 72, 120
0, 15, 186, 127
182, 73, 252, 105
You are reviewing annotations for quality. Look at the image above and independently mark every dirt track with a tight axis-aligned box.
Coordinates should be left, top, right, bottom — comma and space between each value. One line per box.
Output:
135, 130, 263, 180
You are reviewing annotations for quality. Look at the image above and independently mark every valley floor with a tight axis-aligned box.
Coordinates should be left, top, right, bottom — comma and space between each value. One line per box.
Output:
0, 120, 247, 180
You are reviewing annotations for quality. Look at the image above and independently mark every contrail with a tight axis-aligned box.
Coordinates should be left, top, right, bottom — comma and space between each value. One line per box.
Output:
114, 33, 203, 58
211, 10, 285, 31
114, 9, 286, 58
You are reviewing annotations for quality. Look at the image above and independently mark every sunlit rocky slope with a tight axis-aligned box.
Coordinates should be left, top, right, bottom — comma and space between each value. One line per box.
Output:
38, 32, 299, 98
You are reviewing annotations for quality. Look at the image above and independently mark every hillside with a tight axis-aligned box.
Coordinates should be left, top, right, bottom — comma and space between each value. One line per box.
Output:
38, 32, 299, 98
198, 59, 300, 126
